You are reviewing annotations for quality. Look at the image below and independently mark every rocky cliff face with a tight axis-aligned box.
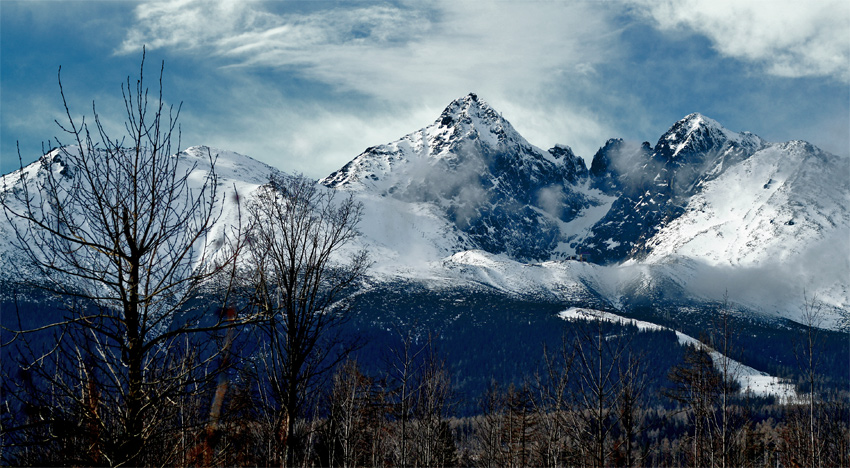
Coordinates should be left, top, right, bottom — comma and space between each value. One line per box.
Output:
575, 113, 769, 264
321, 95, 844, 276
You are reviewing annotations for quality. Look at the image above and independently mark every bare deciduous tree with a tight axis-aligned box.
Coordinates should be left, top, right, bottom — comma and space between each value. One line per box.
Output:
384, 326, 428, 468
324, 358, 378, 468
1, 50, 246, 466
531, 335, 577, 467
708, 292, 750, 468
614, 349, 650, 468
791, 291, 825, 468
474, 381, 508, 468
410, 338, 455, 468
472, 381, 538, 468
243, 173, 368, 466
666, 341, 723, 468
571, 317, 629, 468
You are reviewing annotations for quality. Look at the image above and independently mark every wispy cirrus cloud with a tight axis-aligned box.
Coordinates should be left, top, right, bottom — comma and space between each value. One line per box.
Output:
627, 0, 850, 83
117, 0, 622, 171
119, 1, 617, 97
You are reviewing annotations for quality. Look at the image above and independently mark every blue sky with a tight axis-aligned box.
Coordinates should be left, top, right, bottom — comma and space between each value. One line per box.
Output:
2, 0, 848, 178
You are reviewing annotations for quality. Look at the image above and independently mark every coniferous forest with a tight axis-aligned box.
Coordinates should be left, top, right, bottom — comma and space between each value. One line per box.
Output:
3, 287, 849, 467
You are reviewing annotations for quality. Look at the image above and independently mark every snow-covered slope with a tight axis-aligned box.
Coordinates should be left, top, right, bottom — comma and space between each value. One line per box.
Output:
322, 93, 584, 191
0, 145, 282, 279
576, 113, 768, 264
642, 141, 850, 326
559, 307, 796, 401
321, 96, 847, 329
645, 141, 848, 266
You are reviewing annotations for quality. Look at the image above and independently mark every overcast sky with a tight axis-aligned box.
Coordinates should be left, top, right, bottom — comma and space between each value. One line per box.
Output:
2, 0, 848, 178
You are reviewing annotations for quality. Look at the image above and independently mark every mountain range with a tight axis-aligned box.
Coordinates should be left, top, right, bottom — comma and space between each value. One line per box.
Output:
316, 93, 848, 330
2, 93, 848, 401
2, 93, 847, 327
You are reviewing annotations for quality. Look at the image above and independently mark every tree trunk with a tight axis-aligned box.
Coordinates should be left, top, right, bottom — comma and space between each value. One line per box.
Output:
123, 263, 144, 467
286, 378, 298, 468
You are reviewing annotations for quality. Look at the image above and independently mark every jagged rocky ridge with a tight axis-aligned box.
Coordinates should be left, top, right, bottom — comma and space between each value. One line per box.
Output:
576, 113, 768, 263
319, 94, 848, 326
322, 95, 811, 266
323, 93, 593, 261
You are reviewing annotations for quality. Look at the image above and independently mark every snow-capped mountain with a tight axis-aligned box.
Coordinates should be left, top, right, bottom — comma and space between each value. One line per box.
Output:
641, 140, 850, 326
322, 93, 595, 261
321, 96, 847, 328
0, 145, 283, 281
1, 94, 847, 332
575, 113, 768, 264
3, 95, 847, 403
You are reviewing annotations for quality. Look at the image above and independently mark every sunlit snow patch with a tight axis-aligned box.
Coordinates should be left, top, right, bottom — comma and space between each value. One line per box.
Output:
559, 307, 797, 401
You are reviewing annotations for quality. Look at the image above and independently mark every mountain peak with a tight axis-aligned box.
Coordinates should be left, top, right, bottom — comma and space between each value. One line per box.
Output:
437, 92, 504, 130
656, 113, 764, 161
680, 112, 718, 127
321, 93, 526, 191
320, 92, 593, 261
444, 92, 485, 113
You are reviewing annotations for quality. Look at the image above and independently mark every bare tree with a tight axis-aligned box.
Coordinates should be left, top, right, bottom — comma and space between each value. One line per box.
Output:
474, 381, 508, 468
410, 337, 455, 468
531, 335, 577, 467
324, 358, 379, 468
791, 291, 825, 468
383, 325, 428, 468
1, 50, 245, 466
571, 316, 629, 468
614, 349, 650, 468
471, 380, 538, 468
504, 383, 538, 468
243, 173, 368, 466
666, 341, 723, 467
707, 292, 750, 468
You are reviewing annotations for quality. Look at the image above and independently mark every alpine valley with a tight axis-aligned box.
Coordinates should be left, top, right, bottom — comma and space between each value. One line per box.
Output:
2, 93, 848, 406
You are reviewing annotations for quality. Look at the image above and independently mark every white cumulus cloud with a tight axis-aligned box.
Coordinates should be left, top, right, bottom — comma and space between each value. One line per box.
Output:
628, 0, 850, 82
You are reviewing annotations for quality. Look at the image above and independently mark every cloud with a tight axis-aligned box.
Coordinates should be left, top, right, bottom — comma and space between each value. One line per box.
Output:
627, 0, 850, 83
178, 90, 442, 178
117, 1, 622, 166
536, 185, 566, 219
497, 102, 612, 159
118, 0, 279, 54
112, 0, 847, 178
120, 1, 618, 95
